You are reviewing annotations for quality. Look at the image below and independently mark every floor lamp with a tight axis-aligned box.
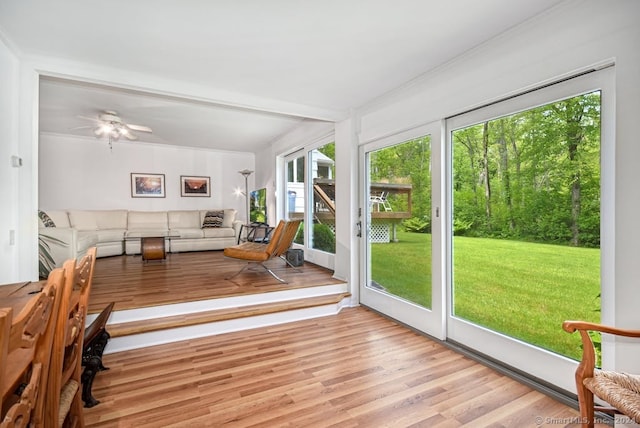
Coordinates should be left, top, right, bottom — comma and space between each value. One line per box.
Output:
238, 169, 253, 224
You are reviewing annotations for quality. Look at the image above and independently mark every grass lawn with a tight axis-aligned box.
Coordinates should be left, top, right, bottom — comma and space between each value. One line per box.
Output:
371, 231, 600, 361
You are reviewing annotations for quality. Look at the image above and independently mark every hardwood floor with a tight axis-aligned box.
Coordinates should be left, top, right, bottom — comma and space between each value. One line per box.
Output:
84, 307, 597, 427
88, 250, 342, 314
84, 251, 601, 427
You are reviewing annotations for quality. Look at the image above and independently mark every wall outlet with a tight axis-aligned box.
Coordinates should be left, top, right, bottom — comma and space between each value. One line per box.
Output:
9, 230, 15, 245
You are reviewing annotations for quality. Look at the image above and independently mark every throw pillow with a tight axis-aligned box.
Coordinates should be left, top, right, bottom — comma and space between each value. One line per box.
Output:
202, 210, 224, 228
38, 210, 56, 227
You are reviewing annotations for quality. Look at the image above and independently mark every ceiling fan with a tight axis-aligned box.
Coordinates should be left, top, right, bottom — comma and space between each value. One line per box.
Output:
77, 110, 152, 142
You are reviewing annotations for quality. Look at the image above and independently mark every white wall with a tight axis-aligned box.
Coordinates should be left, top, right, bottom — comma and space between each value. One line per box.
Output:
39, 133, 254, 217
0, 37, 20, 283
352, 0, 640, 372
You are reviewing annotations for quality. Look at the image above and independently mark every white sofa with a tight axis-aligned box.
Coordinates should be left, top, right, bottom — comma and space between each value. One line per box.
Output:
38, 209, 241, 267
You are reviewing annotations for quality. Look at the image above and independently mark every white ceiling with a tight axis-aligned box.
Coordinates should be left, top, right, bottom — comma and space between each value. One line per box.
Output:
0, 0, 566, 152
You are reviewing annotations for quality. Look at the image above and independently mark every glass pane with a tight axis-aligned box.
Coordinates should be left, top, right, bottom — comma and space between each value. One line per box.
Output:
287, 156, 304, 245
451, 91, 601, 361
287, 160, 294, 183
368, 135, 432, 309
310, 143, 336, 253
296, 157, 305, 183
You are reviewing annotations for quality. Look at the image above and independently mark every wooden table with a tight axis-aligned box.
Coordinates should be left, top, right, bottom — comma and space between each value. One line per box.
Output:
140, 236, 168, 261
125, 232, 179, 261
0, 280, 48, 415
0, 281, 45, 310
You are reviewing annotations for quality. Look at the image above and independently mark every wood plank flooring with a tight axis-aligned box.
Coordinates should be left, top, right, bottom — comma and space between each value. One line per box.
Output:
83, 251, 603, 427
88, 250, 342, 314
84, 307, 596, 427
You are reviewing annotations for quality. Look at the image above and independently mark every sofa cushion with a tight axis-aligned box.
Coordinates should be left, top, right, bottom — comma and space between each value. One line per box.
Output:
38, 210, 56, 227
168, 211, 201, 229
76, 231, 99, 252
222, 209, 237, 228
95, 229, 127, 243
128, 211, 168, 230
94, 210, 128, 229
125, 230, 169, 238
202, 227, 236, 238
68, 210, 99, 230
202, 210, 224, 228
172, 228, 204, 239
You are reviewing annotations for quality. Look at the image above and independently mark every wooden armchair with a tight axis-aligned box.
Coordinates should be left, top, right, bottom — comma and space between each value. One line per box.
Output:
563, 320, 640, 427
224, 219, 302, 283
0, 267, 65, 427
45, 247, 97, 427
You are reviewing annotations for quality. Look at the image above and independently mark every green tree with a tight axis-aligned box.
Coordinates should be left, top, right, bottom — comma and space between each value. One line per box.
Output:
452, 91, 600, 247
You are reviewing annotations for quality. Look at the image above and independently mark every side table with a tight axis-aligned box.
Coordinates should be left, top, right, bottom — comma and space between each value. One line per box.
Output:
238, 223, 274, 244
125, 232, 179, 261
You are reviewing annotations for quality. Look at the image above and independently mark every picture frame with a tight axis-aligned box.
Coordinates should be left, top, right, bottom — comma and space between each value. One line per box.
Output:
180, 175, 211, 197
131, 173, 165, 198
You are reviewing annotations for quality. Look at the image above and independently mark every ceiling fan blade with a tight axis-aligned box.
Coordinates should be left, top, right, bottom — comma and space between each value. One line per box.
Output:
70, 125, 93, 131
126, 123, 152, 133
124, 132, 138, 141
77, 115, 101, 123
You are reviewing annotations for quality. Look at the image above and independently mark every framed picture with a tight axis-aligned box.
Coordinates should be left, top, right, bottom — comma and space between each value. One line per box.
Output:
180, 175, 211, 197
131, 173, 165, 198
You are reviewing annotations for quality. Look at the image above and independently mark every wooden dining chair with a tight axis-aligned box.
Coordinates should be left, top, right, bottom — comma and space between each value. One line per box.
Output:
224, 219, 302, 283
45, 247, 97, 428
0, 267, 65, 427
563, 320, 640, 427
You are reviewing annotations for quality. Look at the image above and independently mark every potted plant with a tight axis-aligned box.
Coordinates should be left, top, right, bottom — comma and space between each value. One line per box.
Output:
38, 234, 66, 279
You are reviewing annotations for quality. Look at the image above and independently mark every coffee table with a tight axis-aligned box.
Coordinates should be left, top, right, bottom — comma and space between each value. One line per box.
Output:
125, 232, 180, 261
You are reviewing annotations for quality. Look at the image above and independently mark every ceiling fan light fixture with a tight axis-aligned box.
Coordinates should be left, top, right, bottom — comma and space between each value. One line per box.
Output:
82, 110, 152, 149
95, 123, 113, 136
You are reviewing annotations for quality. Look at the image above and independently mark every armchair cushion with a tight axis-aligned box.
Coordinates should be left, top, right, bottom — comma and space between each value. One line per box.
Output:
563, 320, 640, 425
585, 371, 640, 423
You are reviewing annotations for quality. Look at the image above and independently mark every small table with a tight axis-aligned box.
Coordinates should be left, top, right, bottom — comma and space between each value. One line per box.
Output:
238, 223, 274, 244
0, 281, 46, 312
125, 232, 179, 261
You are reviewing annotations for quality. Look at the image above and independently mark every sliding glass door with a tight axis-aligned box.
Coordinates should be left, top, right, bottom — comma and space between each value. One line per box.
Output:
283, 139, 336, 270
446, 68, 613, 391
360, 122, 444, 339
358, 68, 612, 392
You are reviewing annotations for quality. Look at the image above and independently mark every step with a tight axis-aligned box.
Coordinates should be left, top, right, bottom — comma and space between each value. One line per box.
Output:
108, 292, 351, 337
100, 285, 352, 354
